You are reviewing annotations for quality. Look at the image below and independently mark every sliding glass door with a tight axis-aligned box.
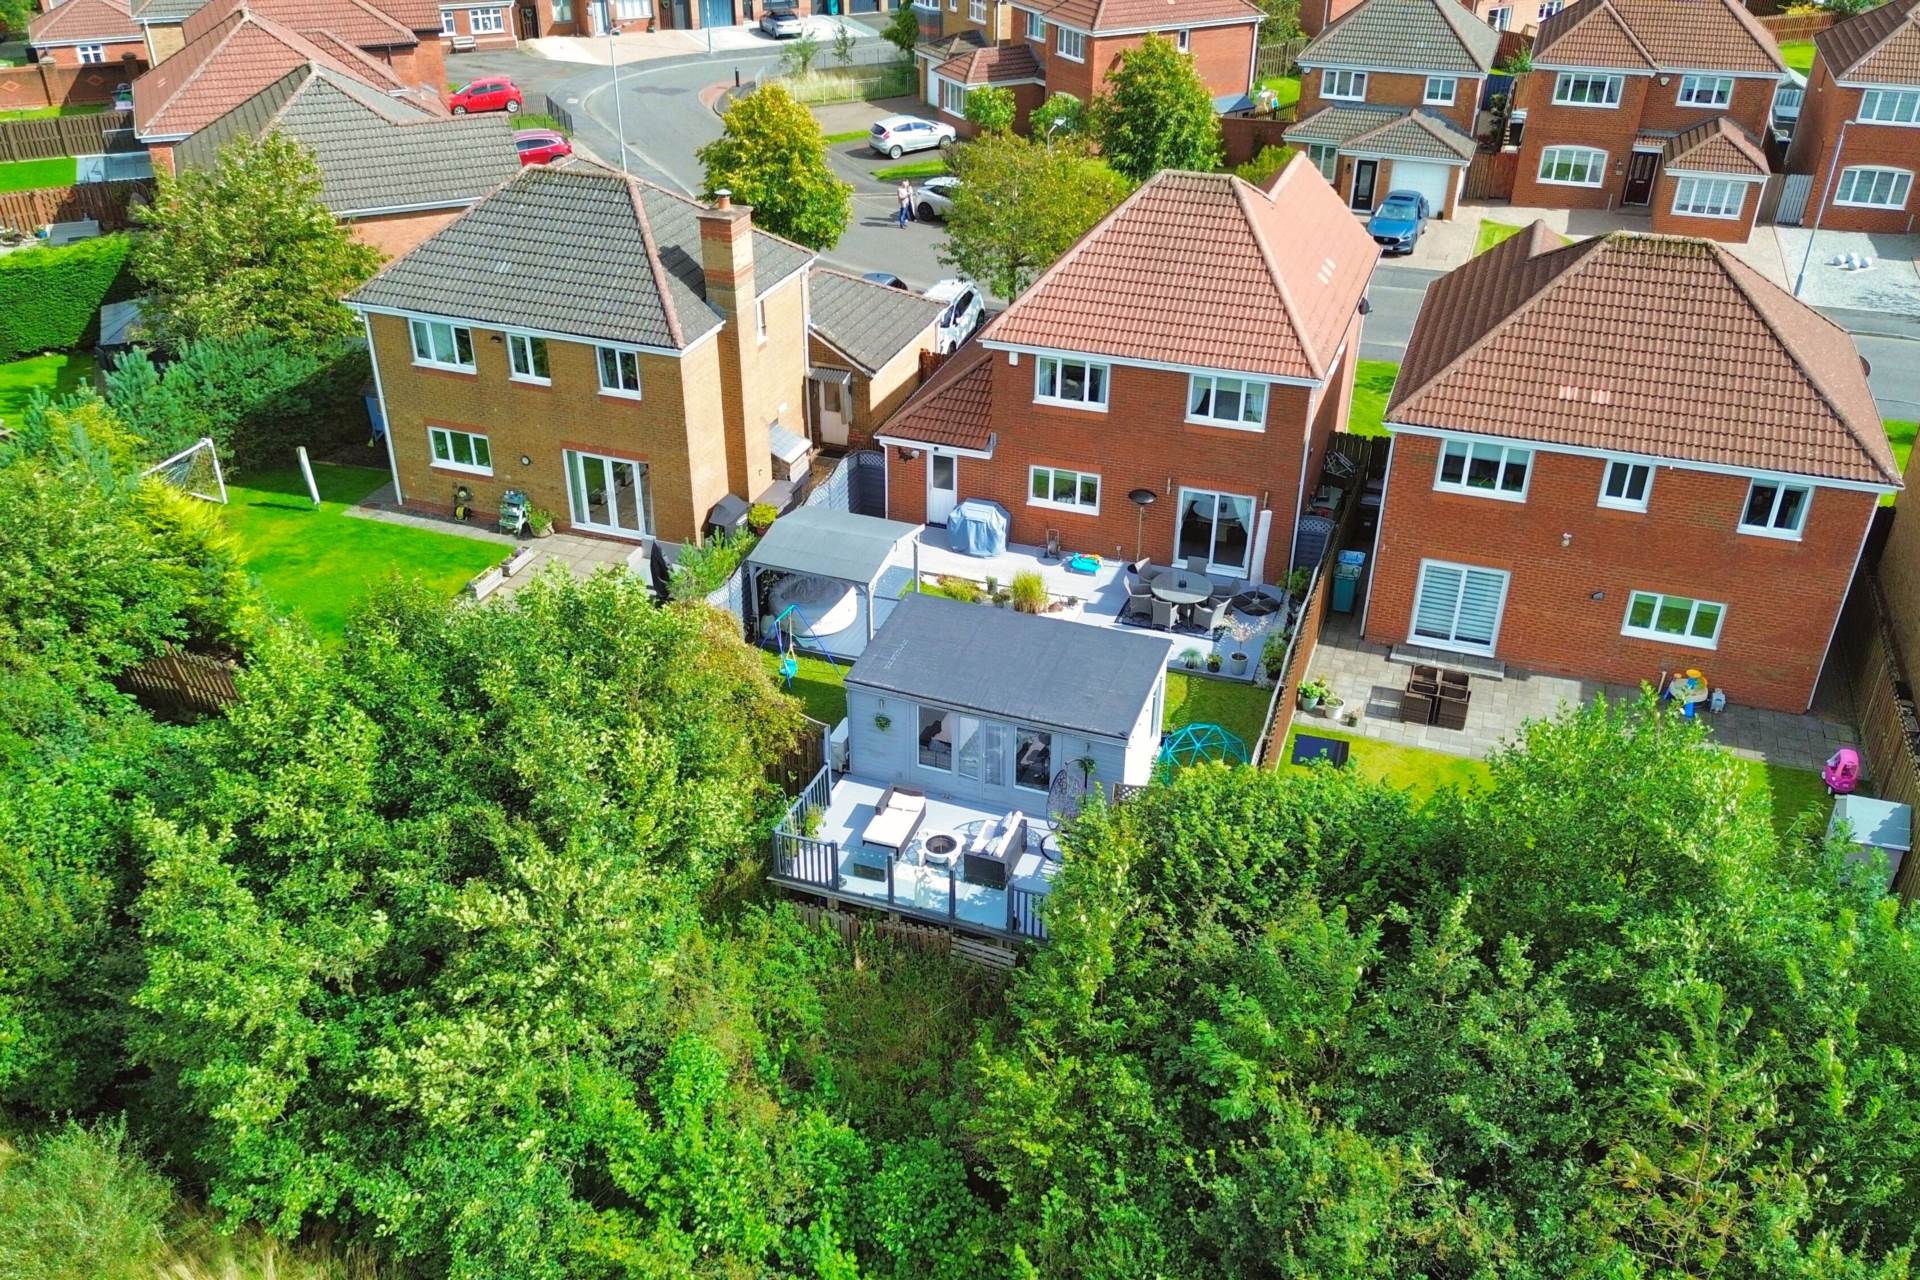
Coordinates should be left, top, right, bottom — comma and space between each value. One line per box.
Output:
1176, 488, 1255, 576
565, 450, 653, 539
1412, 560, 1508, 654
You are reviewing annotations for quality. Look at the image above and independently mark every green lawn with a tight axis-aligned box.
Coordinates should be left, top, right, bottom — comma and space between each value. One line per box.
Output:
0, 351, 95, 422
221, 463, 504, 644
1258, 75, 1301, 111
1736, 759, 1831, 838
1476, 218, 1572, 256
1884, 420, 1914, 506
0, 156, 76, 194
873, 157, 948, 181
1284, 725, 1494, 798
1349, 359, 1398, 437
0, 102, 107, 123
1780, 39, 1816, 74
765, 649, 852, 725
822, 128, 869, 144
1164, 671, 1273, 754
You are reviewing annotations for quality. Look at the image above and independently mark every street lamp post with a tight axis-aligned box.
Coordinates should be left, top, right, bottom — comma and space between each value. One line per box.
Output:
608, 22, 628, 174
1794, 117, 1849, 298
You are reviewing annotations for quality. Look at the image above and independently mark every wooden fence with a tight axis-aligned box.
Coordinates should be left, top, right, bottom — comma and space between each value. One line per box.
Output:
1757, 11, 1835, 39
1832, 575, 1920, 899
0, 60, 142, 113
0, 179, 150, 232
788, 902, 1019, 970
0, 110, 135, 163
1465, 149, 1519, 201
116, 648, 240, 721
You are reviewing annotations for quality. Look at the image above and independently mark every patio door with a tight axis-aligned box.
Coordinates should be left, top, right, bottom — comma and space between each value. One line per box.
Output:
1176, 487, 1255, 577
1411, 559, 1508, 655
954, 715, 1008, 792
565, 449, 653, 540
927, 453, 958, 525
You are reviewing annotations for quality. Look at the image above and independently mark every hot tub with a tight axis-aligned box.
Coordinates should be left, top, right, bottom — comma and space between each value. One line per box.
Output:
769, 573, 860, 638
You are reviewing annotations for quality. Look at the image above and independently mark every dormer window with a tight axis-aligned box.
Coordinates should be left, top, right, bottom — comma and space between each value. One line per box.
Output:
1323, 69, 1367, 101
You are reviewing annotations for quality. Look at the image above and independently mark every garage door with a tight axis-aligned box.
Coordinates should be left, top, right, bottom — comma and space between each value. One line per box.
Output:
1388, 160, 1452, 216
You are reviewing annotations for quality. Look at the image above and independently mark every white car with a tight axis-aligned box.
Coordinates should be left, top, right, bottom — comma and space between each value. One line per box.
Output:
914, 174, 960, 221
924, 278, 984, 355
870, 115, 955, 160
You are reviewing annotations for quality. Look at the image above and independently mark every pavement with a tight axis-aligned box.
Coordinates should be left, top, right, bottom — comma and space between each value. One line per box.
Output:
523, 13, 883, 64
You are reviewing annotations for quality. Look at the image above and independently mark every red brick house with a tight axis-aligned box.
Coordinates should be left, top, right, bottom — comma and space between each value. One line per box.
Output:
1285, 0, 1497, 218
874, 158, 1379, 587
1510, 0, 1785, 234
27, 0, 144, 67
1783, 0, 1920, 236
1363, 224, 1901, 714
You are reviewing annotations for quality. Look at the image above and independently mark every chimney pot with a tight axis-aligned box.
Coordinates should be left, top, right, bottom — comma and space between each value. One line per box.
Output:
716, 188, 731, 210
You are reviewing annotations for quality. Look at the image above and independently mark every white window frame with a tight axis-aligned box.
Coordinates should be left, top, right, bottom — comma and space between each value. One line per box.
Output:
1552, 71, 1623, 107
75, 43, 107, 63
1034, 354, 1108, 411
1537, 144, 1607, 187
1323, 69, 1368, 102
1537, 0, 1562, 15
1622, 590, 1725, 650
507, 331, 549, 384
439, 9, 455, 33
1435, 437, 1532, 501
1487, 5, 1510, 29
468, 6, 504, 33
1056, 25, 1085, 61
1423, 76, 1457, 106
1014, 725, 1053, 793
1676, 74, 1733, 108
1598, 458, 1651, 512
1164, 28, 1189, 52
409, 318, 475, 372
1671, 175, 1747, 219
1028, 465, 1101, 514
1737, 478, 1811, 540
938, 74, 968, 117
1835, 166, 1913, 209
428, 426, 492, 476
1411, 559, 1510, 656
596, 344, 643, 399
553, 0, 573, 21
1307, 143, 1338, 180
1027, 10, 1046, 40
1177, 487, 1258, 577
1186, 373, 1269, 430
969, 0, 984, 21
1858, 88, 1920, 126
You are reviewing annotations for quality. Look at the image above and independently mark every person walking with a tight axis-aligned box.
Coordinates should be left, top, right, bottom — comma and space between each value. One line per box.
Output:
896, 180, 915, 229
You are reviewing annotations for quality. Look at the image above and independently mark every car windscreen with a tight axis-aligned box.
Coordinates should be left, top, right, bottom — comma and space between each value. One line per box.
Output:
1377, 198, 1419, 217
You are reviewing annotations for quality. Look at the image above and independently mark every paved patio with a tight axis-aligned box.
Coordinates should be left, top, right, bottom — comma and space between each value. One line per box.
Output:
1306, 611, 1855, 774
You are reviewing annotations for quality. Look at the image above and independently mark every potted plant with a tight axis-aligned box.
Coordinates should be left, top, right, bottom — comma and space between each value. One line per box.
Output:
873, 712, 891, 732
748, 502, 778, 535
1206, 653, 1223, 674
526, 505, 555, 539
1299, 675, 1330, 710
1181, 647, 1203, 671
1261, 632, 1289, 682
1224, 618, 1255, 678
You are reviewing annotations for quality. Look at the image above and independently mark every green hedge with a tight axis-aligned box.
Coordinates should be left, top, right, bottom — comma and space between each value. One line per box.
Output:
0, 235, 135, 362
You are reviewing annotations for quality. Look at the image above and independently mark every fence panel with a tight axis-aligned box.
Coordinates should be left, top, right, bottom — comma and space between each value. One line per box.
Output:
1833, 576, 1920, 900
115, 648, 239, 720
1772, 173, 1813, 227
1465, 150, 1519, 201
0, 179, 150, 233
0, 61, 141, 113
0, 110, 136, 163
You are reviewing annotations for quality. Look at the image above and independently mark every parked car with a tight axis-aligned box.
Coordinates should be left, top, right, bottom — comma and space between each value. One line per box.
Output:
924, 278, 984, 354
759, 0, 805, 37
449, 78, 523, 115
1366, 190, 1428, 255
514, 129, 572, 166
863, 272, 911, 290
915, 174, 959, 221
870, 115, 953, 160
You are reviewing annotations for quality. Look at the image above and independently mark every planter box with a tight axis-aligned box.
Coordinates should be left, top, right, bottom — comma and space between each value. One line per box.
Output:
467, 566, 505, 600
502, 546, 536, 577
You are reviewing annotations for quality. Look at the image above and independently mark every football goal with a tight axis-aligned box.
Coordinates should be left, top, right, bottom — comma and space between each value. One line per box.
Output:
140, 436, 228, 505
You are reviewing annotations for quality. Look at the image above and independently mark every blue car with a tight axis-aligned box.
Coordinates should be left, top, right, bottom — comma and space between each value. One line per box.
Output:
1367, 190, 1429, 256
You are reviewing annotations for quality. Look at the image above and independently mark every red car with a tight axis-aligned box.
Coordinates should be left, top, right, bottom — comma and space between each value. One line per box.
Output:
449, 77, 523, 114
514, 129, 572, 166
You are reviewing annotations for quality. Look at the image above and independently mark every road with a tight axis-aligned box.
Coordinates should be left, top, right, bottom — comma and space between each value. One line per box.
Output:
457, 42, 1920, 424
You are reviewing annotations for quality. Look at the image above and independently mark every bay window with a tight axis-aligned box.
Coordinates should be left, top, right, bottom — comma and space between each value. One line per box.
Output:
1672, 175, 1746, 218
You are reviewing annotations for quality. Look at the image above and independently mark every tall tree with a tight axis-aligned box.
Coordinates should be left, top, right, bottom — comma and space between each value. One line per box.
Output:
698, 84, 852, 250
940, 135, 1130, 299
883, 0, 920, 54
1093, 33, 1223, 182
963, 86, 1017, 135
132, 132, 382, 348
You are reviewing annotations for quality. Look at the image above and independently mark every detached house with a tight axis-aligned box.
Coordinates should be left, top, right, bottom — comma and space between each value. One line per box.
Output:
1511, 0, 1784, 239
1364, 226, 1900, 714
1784, 0, 1920, 235
1285, 0, 1496, 218
874, 159, 1378, 586
27, 0, 144, 67
349, 164, 816, 547
806, 267, 945, 451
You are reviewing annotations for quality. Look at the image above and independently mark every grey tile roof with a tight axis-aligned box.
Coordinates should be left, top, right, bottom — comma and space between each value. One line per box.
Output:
809, 268, 944, 375
131, 0, 208, 19
1299, 0, 1499, 74
1286, 104, 1475, 161
348, 163, 814, 350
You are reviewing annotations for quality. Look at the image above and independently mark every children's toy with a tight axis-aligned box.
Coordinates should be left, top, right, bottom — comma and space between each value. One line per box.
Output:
1823, 747, 1862, 796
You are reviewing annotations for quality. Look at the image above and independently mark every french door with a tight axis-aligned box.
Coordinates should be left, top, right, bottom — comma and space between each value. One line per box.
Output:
565, 449, 652, 539
1412, 560, 1508, 655
1177, 488, 1256, 577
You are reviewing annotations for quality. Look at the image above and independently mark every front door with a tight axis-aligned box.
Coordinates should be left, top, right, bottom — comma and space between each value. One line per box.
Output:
927, 453, 958, 525
1176, 488, 1256, 578
1350, 159, 1378, 211
565, 449, 653, 539
517, 3, 538, 36
1623, 150, 1658, 206
1411, 560, 1508, 655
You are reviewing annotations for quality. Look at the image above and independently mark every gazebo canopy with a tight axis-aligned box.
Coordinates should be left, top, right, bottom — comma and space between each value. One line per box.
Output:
746, 506, 919, 588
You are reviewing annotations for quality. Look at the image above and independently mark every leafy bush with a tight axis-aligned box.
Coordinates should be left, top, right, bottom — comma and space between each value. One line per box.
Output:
964, 86, 1017, 135
1031, 91, 1085, 139
1231, 144, 1296, 186
0, 234, 134, 362
0, 1119, 172, 1280
669, 528, 756, 601
749, 501, 778, 533
1009, 570, 1047, 613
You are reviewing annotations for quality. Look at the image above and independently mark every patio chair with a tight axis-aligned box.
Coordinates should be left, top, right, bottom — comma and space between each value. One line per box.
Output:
1151, 597, 1177, 630
1127, 556, 1152, 580
1121, 578, 1154, 624
1400, 689, 1436, 725
1187, 595, 1230, 635
1185, 555, 1209, 575
1435, 688, 1470, 730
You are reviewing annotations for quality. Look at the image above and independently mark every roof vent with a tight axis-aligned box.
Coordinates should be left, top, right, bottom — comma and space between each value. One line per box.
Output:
1317, 257, 1336, 284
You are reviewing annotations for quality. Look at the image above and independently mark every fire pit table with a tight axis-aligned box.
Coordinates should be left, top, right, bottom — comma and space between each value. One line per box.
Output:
920, 832, 961, 868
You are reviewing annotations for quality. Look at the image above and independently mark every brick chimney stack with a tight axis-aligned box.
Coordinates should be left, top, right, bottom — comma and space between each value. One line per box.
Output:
694, 189, 770, 504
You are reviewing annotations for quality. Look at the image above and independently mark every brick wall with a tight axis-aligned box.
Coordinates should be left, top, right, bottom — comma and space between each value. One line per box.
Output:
345, 207, 469, 258
1366, 434, 1876, 712
1876, 446, 1920, 679
1029, 22, 1257, 105
1649, 171, 1760, 241
1298, 66, 1481, 136
0, 59, 138, 111
1785, 58, 1920, 235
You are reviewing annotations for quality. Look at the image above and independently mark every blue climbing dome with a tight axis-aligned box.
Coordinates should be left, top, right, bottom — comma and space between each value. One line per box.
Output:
1157, 722, 1250, 772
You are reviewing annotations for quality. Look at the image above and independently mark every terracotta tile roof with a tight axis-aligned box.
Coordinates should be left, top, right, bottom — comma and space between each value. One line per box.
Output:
1664, 115, 1767, 176
935, 42, 1044, 84
1816, 0, 1920, 85
876, 340, 996, 451
29, 0, 140, 45
1022, 0, 1261, 32
1389, 227, 1898, 486
1289, 104, 1476, 161
1299, 0, 1499, 75
1536, 0, 1783, 74
184, 0, 416, 49
987, 160, 1378, 382
134, 11, 406, 139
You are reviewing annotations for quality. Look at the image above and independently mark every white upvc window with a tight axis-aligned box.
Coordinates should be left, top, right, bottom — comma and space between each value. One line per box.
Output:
1859, 88, 1920, 125
1835, 166, 1913, 209
469, 6, 504, 32
1161, 27, 1188, 51
1677, 74, 1733, 107
1424, 75, 1457, 105
938, 75, 968, 116
969, 0, 984, 22
1028, 465, 1100, 513
1672, 175, 1746, 219
1322, 68, 1367, 101
1308, 143, 1338, 180
1538, 144, 1606, 186
428, 426, 492, 475
1027, 10, 1046, 39
1186, 373, 1268, 429
1056, 26, 1085, 61
1435, 437, 1531, 500
409, 318, 475, 371
1538, 0, 1562, 16
507, 331, 549, 383
1738, 478, 1810, 539
1598, 458, 1651, 511
1552, 71, 1623, 107
75, 43, 107, 63
1623, 590, 1725, 649
1488, 5, 1511, 29
553, 0, 572, 21
440, 9, 455, 33
1034, 354, 1108, 410
596, 344, 643, 398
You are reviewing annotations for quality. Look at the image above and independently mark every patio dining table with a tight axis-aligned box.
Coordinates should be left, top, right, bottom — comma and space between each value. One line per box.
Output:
1149, 570, 1214, 606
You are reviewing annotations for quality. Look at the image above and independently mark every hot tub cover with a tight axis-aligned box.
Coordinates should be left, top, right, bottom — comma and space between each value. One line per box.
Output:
947, 499, 1008, 557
